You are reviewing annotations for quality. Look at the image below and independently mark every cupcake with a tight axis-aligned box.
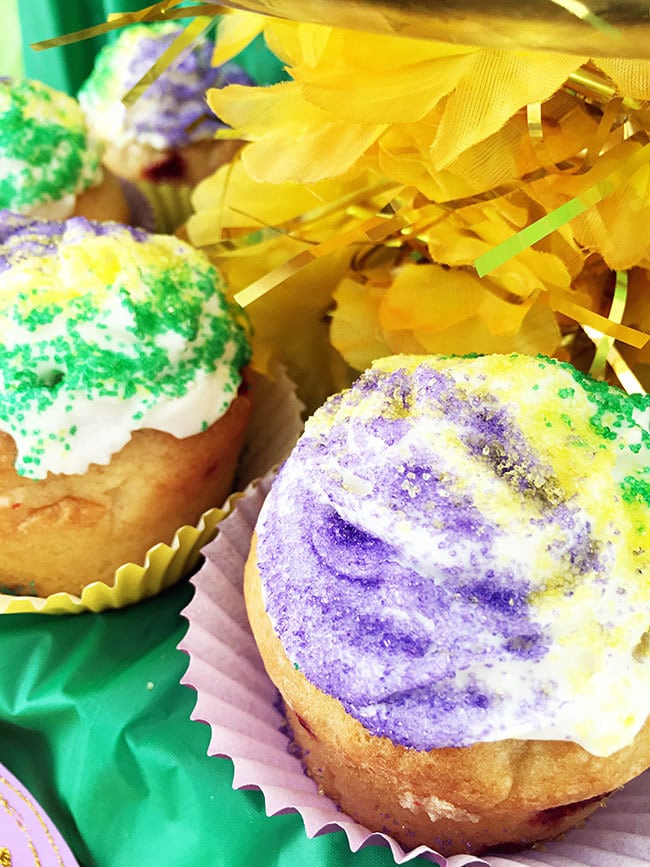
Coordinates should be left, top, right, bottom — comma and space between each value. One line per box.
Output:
244, 353, 650, 856
0, 211, 252, 599
78, 22, 253, 233
0, 77, 132, 225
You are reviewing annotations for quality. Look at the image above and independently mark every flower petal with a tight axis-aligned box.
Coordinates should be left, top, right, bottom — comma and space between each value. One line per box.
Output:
211, 11, 265, 67
431, 50, 585, 168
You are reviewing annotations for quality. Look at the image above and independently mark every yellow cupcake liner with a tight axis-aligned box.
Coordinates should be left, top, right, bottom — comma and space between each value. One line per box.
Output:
0, 363, 304, 615
0, 500, 239, 615
136, 180, 194, 234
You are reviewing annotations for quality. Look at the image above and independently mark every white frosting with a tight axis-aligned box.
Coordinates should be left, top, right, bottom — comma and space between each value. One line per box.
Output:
0, 219, 250, 480
257, 354, 650, 756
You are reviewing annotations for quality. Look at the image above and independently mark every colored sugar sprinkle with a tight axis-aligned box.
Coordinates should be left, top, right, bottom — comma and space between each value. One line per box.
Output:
621, 473, 650, 507
78, 22, 252, 150
0, 213, 251, 478
256, 353, 650, 758
0, 77, 101, 212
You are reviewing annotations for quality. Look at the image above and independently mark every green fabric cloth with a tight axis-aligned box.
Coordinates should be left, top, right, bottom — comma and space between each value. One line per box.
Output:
0, 580, 432, 867
17, 0, 287, 95
17, 1, 143, 96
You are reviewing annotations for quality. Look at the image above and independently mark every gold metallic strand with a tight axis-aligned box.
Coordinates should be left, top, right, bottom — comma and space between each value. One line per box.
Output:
582, 96, 623, 168
510, 77, 625, 178
234, 210, 410, 307
539, 286, 648, 349
32, 18, 141, 50
0, 796, 39, 866
527, 103, 544, 141
566, 68, 616, 103
547, 0, 620, 36
203, 180, 401, 253
589, 271, 627, 379
0, 777, 65, 866
32, 4, 223, 50
566, 67, 649, 119
434, 160, 580, 214
31, 0, 184, 50
584, 326, 646, 394
475, 140, 650, 277
108, 3, 223, 21
122, 16, 216, 108
185, 112, 217, 136
525, 101, 580, 178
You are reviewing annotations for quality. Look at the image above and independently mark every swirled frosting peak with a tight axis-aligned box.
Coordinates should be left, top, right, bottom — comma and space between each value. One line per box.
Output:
256, 354, 650, 757
0, 212, 251, 479
78, 22, 252, 151
0, 78, 103, 217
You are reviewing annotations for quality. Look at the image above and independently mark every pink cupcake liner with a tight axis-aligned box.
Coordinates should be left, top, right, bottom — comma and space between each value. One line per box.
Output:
179, 476, 650, 867
0, 761, 80, 866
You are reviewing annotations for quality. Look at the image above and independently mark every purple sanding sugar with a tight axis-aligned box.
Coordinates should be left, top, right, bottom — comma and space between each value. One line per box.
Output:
87, 26, 254, 149
255, 361, 611, 751
0, 211, 149, 272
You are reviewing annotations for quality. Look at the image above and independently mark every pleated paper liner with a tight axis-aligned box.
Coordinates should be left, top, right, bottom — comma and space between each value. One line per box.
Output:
179, 476, 650, 867
0, 363, 304, 615
136, 180, 193, 234
118, 177, 157, 233
0, 760, 80, 866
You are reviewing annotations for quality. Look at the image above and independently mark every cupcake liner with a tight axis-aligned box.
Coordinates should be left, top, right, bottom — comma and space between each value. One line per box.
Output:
0, 363, 303, 615
135, 180, 194, 234
179, 477, 650, 867
0, 761, 80, 866
117, 178, 157, 232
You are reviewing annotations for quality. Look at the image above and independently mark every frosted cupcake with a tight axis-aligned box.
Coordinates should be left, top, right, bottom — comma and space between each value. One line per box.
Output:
78, 22, 253, 232
245, 353, 650, 855
0, 77, 132, 224
0, 211, 252, 599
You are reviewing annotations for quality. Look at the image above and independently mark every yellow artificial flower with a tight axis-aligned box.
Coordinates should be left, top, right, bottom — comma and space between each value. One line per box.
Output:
187, 12, 650, 398
211, 10, 266, 67
528, 138, 650, 271
190, 162, 387, 411
208, 19, 586, 189
329, 192, 585, 372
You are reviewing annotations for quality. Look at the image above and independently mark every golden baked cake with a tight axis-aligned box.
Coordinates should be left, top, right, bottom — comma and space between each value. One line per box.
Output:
0, 212, 252, 598
245, 353, 650, 855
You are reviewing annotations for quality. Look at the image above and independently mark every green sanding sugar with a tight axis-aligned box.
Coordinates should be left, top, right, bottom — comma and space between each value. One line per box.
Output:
0, 79, 101, 212
564, 360, 650, 450
621, 472, 650, 507
0, 215, 252, 478
536, 354, 649, 447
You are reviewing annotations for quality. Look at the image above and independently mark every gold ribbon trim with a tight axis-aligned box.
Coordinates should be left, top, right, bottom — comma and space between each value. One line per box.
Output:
0, 776, 65, 867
